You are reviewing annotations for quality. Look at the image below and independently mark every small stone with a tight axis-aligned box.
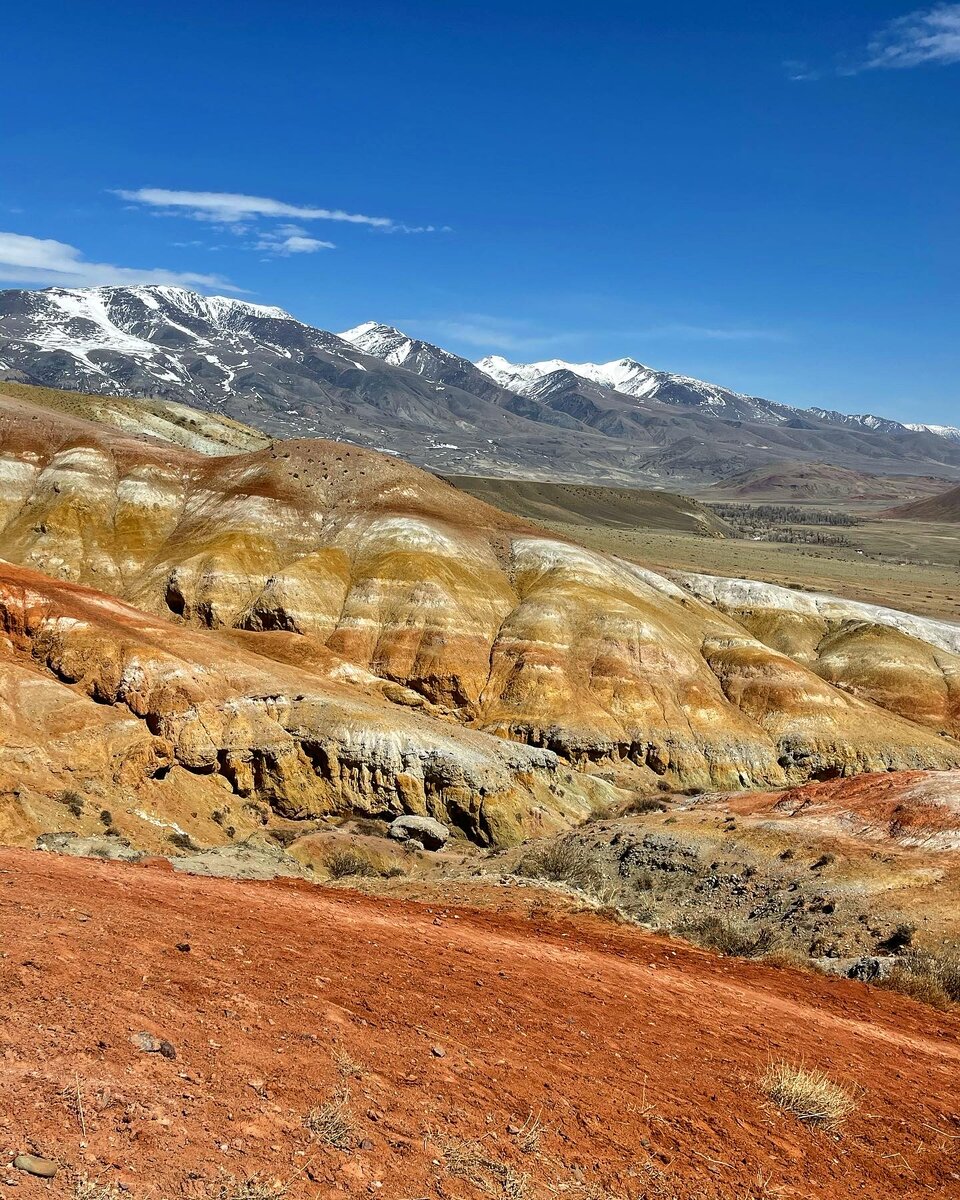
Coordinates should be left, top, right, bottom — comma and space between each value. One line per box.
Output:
431, 1045, 446, 1058
13, 1155, 58, 1179
175, 943, 191, 953
359, 1139, 375, 1151
132, 1031, 175, 1059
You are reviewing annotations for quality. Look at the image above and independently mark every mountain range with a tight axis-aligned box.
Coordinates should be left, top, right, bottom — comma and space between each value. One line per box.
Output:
1, 284, 959, 486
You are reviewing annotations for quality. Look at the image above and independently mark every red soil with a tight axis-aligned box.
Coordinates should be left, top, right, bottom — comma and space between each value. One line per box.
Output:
1, 850, 958, 1199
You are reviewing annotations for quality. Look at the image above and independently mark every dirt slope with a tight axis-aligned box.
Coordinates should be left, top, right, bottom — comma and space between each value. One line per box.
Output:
0, 382, 267, 455
708, 460, 952, 504
884, 481, 960, 522
443, 475, 735, 537
1, 849, 958, 1199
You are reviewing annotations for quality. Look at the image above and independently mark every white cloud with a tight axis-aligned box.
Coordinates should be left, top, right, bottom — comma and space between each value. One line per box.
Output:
115, 187, 396, 228
255, 224, 335, 256
397, 314, 784, 354
865, 4, 960, 69
0, 231, 239, 290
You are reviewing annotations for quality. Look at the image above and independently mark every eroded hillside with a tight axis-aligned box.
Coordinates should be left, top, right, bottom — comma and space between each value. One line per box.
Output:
2, 386, 960, 846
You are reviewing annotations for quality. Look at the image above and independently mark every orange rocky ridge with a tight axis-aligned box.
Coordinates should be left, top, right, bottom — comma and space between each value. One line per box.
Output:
2, 387, 960, 848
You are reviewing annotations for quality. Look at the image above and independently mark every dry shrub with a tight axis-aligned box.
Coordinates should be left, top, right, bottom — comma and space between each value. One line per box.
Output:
57, 790, 85, 818
682, 914, 779, 958
761, 948, 826, 975
516, 839, 614, 901
435, 1132, 529, 1198
878, 964, 952, 1010
896, 948, 960, 1003
304, 1089, 356, 1150
324, 848, 380, 879
625, 796, 667, 815
761, 1061, 855, 1126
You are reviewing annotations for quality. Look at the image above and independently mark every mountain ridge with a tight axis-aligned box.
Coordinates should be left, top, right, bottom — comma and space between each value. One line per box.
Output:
3, 285, 960, 487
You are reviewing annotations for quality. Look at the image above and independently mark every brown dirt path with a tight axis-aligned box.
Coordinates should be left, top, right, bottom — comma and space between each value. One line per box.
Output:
1, 850, 958, 1199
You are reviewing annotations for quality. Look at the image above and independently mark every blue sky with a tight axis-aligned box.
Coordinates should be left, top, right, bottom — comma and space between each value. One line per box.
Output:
2, 1, 959, 422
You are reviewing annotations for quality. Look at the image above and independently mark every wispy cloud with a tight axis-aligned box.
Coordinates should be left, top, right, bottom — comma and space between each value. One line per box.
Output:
790, 4, 960, 79
114, 188, 395, 228
394, 314, 786, 355
399, 314, 579, 353
113, 187, 446, 257
254, 224, 335, 256
864, 4, 960, 69
0, 231, 239, 290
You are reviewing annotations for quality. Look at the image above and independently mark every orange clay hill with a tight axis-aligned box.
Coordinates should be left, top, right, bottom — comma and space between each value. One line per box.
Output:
3, 383, 960, 854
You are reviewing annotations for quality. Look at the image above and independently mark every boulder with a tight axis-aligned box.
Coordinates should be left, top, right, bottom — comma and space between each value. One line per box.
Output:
388, 815, 450, 851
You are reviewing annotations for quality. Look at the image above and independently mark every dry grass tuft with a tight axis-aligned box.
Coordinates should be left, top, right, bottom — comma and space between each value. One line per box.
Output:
435, 1132, 530, 1198
760, 1060, 855, 1126
877, 948, 960, 1009
878, 964, 952, 1010
682, 914, 779, 958
333, 1047, 365, 1079
322, 846, 407, 880
512, 1109, 544, 1154
304, 1088, 357, 1150
516, 839, 617, 905
74, 1180, 126, 1200
324, 848, 380, 879
209, 1174, 287, 1200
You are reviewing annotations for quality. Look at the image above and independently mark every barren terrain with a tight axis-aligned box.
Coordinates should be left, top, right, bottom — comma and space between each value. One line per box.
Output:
2, 848, 959, 1199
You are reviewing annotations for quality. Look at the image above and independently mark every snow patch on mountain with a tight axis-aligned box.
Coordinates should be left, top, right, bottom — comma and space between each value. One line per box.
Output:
907, 422, 960, 443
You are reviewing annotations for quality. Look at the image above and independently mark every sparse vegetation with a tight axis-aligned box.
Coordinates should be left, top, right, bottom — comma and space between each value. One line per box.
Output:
511, 1109, 544, 1154
167, 831, 198, 852
625, 796, 667, 815
56, 789, 85, 818
324, 848, 381, 879
681, 914, 780, 958
878, 948, 960, 1009
74, 1178, 126, 1200
304, 1088, 357, 1150
760, 1060, 855, 1126
434, 1132, 529, 1198
209, 1174, 288, 1200
516, 839, 614, 902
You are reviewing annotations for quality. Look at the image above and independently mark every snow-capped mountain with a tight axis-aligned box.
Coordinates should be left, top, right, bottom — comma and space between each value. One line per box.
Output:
906, 422, 960, 443
477, 354, 659, 397
475, 353, 798, 424
2, 286, 960, 487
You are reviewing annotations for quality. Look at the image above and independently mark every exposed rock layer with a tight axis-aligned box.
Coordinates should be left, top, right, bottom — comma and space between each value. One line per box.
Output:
0, 561, 606, 847
2, 386, 959, 836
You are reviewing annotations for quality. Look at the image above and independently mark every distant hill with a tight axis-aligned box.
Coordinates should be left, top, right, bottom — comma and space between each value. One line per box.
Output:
443, 476, 736, 538
708, 460, 952, 504
0, 379, 267, 455
883, 482, 960, 522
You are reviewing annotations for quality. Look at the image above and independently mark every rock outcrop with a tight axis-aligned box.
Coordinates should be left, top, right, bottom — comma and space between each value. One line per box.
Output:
0, 561, 607, 847
1, 386, 960, 848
